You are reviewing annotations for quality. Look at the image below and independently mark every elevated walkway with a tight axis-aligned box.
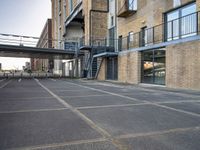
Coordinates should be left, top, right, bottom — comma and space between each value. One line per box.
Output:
0, 44, 84, 59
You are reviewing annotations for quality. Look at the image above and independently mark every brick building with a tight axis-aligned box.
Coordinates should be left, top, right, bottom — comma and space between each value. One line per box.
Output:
31, 19, 54, 72
113, 0, 200, 90
51, 0, 108, 76
52, 0, 200, 90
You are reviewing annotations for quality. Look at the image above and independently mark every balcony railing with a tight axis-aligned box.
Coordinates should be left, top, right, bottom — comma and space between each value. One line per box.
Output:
79, 11, 199, 53
79, 36, 118, 51
118, 11, 200, 51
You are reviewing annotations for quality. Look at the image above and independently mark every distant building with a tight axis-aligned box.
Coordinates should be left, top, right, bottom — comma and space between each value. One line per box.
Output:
25, 62, 31, 70
31, 19, 53, 72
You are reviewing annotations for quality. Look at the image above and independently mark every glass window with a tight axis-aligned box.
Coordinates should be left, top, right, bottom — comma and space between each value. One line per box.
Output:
69, 0, 73, 12
111, 16, 114, 27
145, 28, 154, 45
181, 4, 197, 37
128, 31, 134, 49
128, 0, 137, 10
166, 3, 197, 41
109, 27, 115, 47
167, 11, 179, 41
129, 32, 134, 42
141, 49, 166, 85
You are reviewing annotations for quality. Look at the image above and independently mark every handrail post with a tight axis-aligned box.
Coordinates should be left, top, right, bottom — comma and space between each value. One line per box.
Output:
152, 27, 155, 44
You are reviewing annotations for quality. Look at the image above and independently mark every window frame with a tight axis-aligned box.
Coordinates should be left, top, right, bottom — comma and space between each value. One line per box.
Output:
164, 2, 197, 41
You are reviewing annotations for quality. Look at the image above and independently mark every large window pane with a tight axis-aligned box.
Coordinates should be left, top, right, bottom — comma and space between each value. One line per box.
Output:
154, 50, 166, 85
167, 11, 179, 41
181, 4, 197, 37
166, 2, 197, 41
142, 50, 154, 84
129, 0, 137, 10
182, 4, 196, 16
141, 49, 166, 85
109, 27, 115, 47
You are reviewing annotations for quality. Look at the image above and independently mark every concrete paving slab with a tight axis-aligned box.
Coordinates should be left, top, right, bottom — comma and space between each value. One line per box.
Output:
0, 91, 52, 99
0, 109, 101, 149
80, 105, 200, 136
54, 90, 104, 97
122, 93, 200, 102
62, 95, 141, 107
0, 98, 65, 112
5, 79, 39, 88
161, 102, 200, 114
141, 85, 200, 96
82, 86, 152, 94
0, 96, 53, 101
36, 141, 118, 150
119, 128, 200, 150
0, 88, 46, 93
48, 87, 85, 91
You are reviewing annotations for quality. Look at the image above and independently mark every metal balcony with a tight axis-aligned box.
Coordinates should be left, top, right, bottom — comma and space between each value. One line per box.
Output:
118, 0, 137, 17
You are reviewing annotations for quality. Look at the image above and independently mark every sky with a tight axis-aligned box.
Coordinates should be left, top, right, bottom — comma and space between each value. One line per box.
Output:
0, 0, 51, 70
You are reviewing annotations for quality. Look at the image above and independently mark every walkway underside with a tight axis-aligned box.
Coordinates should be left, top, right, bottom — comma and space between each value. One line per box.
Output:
0, 44, 83, 59
0, 78, 200, 150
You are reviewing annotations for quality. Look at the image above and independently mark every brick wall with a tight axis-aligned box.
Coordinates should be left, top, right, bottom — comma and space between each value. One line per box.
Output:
166, 40, 200, 90
97, 58, 106, 80
118, 51, 141, 84
83, 0, 108, 44
117, 0, 196, 37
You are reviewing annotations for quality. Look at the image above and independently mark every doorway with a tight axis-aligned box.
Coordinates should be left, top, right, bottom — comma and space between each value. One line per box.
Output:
107, 57, 118, 80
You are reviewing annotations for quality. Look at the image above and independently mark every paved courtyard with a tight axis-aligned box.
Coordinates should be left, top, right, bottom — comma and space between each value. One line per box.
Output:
0, 78, 200, 150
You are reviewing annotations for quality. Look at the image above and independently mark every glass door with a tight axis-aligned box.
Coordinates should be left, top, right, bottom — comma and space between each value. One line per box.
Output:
107, 57, 118, 80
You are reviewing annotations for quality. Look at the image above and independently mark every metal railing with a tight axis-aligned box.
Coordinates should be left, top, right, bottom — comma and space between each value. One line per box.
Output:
0, 11, 199, 53
118, 11, 200, 51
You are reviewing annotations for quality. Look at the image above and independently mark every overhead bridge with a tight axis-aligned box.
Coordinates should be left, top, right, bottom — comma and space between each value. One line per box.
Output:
0, 44, 83, 59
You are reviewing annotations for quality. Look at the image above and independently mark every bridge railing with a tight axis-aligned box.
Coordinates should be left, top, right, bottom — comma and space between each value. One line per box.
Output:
0, 34, 39, 47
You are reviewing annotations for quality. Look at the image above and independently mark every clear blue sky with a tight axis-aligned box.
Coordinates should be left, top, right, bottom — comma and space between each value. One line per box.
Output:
0, 0, 51, 70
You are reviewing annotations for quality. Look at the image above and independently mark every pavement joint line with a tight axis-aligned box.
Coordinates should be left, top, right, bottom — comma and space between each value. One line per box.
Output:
80, 80, 200, 98
35, 79, 127, 150
60, 94, 109, 98
156, 100, 200, 104
126, 85, 200, 98
77, 103, 150, 110
0, 108, 68, 114
54, 89, 95, 92
63, 80, 142, 103
115, 126, 200, 140
64, 80, 200, 118
0, 79, 12, 88
12, 138, 106, 150
18, 78, 22, 82
153, 103, 200, 117
0, 96, 53, 100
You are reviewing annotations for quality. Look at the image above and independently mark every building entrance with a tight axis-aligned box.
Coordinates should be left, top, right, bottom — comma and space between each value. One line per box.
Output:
107, 57, 118, 80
